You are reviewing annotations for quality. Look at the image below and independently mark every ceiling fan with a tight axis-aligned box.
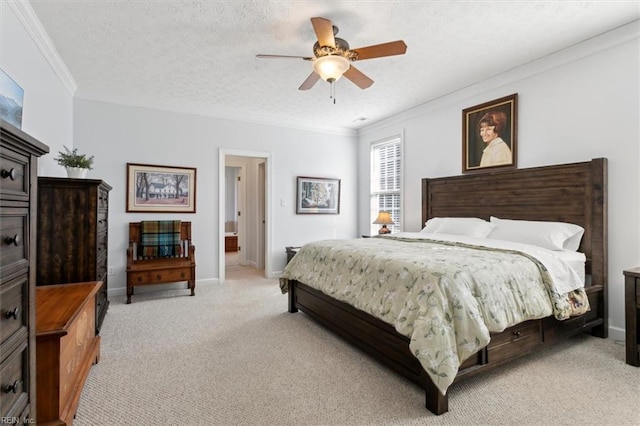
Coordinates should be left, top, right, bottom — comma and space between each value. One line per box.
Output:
256, 17, 407, 97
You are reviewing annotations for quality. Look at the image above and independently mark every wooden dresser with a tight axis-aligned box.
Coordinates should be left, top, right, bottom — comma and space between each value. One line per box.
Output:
36, 177, 112, 332
0, 120, 49, 422
36, 282, 101, 425
624, 267, 640, 367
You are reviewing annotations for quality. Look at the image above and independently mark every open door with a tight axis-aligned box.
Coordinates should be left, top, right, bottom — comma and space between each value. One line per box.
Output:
219, 150, 271, 283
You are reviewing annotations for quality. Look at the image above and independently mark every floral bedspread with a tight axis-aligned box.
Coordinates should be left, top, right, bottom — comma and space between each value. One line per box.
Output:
279, 236, 589, 395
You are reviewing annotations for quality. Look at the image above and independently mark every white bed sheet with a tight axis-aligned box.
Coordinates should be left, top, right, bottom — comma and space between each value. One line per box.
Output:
554, 250, 586, 285
392, 232, 585, 294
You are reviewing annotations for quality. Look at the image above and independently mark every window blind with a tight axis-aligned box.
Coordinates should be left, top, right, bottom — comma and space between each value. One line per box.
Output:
370, 137, 402, 234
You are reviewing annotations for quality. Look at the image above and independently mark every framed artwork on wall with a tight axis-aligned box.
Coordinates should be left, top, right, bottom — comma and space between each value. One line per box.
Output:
296, 176, 341, 214
462, 93, 517, 173
0, 69, 24, 129
126, 163, 197, 213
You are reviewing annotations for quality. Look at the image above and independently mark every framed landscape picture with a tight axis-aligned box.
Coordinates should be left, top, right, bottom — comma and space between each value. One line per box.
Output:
296, 176, 341, 214
126, 163, 196, 213
462, 93, 517, 173
0, 69, 24, 129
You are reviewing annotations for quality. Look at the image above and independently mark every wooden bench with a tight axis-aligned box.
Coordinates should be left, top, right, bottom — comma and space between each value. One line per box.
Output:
126, 221, 196, 304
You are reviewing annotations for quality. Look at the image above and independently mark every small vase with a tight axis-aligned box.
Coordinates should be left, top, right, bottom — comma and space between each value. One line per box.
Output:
66, 167, 88, 179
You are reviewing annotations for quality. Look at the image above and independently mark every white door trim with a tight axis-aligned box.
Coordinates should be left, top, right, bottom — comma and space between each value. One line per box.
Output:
219, 148, 272, 283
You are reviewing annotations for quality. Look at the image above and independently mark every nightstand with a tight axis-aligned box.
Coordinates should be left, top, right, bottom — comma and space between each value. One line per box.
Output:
623, 267, 640, 366
286, 246, 300, 265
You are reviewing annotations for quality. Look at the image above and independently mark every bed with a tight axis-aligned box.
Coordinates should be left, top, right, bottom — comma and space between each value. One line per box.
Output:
280, 158, 607, 415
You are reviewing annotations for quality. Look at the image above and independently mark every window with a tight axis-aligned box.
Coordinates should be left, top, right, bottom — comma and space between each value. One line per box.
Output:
370, 136, 402, 235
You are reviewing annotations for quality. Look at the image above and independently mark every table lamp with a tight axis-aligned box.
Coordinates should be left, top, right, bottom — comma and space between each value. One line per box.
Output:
373, 211, 394, 235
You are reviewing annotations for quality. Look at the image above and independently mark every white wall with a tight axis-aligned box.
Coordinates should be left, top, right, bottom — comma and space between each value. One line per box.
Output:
5, 1, 637, 338
357, 21, 640, 340
0, 2, 73, 174
73, 98, 358, 291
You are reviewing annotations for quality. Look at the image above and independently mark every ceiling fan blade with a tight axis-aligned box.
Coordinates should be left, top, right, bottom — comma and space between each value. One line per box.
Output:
343, 65, 374, 89
298, 72, 321, 91
256, 54, 313, 60
351, 40, 407, 61
311, 17, 335, 48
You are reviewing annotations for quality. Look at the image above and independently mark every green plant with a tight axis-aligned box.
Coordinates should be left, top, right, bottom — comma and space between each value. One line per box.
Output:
54, 145, 94, 170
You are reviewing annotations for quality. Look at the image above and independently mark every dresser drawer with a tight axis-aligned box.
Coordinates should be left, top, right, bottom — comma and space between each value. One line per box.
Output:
487, 321, 542, 364
96, 281, 108, 312
0, 147, 29, 201
0, 210, 28, 279
97, 255, 108, 282
97, 211, 108, 232
149, 267, 191, 284
98, 188, 109, 210
97, 231, 108, 259
128, 271, 149, 285
129, 267, 192, 286
0, 341, 29, 418
543, 315, 585, 342
1, 276, 28, 345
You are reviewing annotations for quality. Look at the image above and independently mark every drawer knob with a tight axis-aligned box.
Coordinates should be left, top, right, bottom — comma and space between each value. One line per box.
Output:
513, 331, 522, 338
1, 168, 16, 180
4, 307, 19, 320
3, 380, 19, 394
4, 234, 20, 246
156, 274, 162, 280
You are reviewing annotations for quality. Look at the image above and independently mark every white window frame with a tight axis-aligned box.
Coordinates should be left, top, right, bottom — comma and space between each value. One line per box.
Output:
370, 134, 403, 236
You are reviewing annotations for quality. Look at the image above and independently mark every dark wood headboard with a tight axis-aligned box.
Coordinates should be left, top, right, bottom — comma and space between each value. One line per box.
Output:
421, 158, 607, 288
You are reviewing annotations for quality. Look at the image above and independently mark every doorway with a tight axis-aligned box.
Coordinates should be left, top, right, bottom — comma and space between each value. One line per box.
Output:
219, 149, 271, 284
224, 165, 241, 268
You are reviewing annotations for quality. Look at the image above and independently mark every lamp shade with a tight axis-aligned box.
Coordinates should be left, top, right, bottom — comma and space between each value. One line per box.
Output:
373, 211, 394, 225
312, 55, 350, 82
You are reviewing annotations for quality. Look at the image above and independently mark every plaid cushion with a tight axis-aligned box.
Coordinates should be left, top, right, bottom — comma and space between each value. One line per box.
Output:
140, 220, 182, 258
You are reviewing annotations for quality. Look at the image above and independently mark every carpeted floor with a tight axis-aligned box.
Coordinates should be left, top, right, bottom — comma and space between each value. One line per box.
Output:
74, 267, 640, 425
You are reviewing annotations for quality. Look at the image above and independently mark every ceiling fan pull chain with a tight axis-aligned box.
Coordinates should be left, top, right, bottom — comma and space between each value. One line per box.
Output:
330, 80, 336, 104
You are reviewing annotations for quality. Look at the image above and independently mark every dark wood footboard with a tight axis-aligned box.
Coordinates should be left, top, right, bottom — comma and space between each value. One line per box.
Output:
289, 279, 606, 415
288, 280, 448, 414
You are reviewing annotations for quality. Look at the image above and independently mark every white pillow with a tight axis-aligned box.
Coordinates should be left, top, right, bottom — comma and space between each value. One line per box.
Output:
488, 216, 584, 252
421, 217, 495, 238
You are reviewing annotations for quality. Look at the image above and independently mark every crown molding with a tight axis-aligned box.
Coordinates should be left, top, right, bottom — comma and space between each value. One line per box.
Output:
75, 95, 358, 137
359, 19, 639, 138
8, 0, 77, 95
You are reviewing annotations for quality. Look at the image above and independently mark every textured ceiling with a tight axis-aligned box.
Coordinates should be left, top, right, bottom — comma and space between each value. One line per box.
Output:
27, 1, 639, 133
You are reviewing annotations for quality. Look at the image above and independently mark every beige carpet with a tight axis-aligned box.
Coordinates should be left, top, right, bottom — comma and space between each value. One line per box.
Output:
75, 267, 640, 425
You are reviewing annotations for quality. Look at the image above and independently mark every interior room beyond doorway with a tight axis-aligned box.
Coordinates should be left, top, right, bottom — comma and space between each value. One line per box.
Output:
223, 154, 267, 280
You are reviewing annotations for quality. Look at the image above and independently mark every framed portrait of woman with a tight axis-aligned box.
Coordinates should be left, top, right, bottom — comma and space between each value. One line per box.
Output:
462, 93, 517, 174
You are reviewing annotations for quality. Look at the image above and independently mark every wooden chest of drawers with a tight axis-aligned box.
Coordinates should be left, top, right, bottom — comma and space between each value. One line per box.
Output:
37, 177, 112, 333
1, 120, 49, 422
36, 282, 101, 425
623, 267, 640, 367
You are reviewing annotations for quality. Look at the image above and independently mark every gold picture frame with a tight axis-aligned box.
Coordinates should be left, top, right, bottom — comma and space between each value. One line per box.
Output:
462, 93, 517, 173
126, 163, 196, 213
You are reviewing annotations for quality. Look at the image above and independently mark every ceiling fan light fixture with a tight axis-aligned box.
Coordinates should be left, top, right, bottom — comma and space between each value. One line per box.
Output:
313, 55, 350, 82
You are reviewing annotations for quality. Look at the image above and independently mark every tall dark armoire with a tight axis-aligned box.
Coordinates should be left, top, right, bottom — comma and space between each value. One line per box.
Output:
1, 119, 49, 421
36, 177, 112, 332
